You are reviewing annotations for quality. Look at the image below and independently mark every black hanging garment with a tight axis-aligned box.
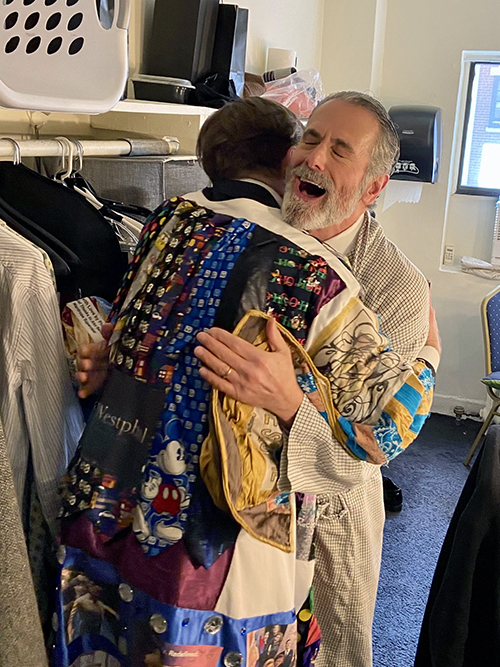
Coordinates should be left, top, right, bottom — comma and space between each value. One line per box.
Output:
414, 426, 500, 667
0, 161, 125, 303
0, 200, 72, 279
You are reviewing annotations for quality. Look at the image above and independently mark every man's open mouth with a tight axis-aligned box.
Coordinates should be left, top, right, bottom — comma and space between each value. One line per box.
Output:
296, 177, 327, 200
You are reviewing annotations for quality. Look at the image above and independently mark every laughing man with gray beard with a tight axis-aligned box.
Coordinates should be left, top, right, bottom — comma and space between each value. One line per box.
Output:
281, 91, 440, 667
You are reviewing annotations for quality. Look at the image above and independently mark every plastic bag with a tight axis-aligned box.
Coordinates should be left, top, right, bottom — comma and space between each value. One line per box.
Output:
262, 68, 325, 119
461, 256, 500, 280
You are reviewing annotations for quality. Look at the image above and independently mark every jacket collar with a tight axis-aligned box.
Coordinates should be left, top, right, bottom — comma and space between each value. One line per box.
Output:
202, 179, 281, 209
182, 189, 360, 299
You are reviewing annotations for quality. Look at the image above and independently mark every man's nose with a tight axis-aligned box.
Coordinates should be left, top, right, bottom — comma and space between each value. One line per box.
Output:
304, 142, 329, 172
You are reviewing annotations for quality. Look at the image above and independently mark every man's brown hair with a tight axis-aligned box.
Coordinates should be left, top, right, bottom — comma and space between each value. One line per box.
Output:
196, 97, 303, 183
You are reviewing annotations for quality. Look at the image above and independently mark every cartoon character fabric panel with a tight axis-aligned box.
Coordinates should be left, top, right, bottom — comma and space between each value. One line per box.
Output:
61, 207, 255, 556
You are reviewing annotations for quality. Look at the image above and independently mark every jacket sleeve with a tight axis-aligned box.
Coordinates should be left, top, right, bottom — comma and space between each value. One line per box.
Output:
278, 395, 383, 494
278, 297, 435, 493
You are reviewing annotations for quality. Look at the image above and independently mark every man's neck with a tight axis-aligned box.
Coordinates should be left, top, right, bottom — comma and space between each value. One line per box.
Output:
309, 203, 367, 242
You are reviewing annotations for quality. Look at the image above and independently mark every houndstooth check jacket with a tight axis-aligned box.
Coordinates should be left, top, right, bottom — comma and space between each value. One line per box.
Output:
293, 211, 436, 667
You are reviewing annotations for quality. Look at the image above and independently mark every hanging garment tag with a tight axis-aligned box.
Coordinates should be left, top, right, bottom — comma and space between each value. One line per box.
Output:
67, 297, 106, 342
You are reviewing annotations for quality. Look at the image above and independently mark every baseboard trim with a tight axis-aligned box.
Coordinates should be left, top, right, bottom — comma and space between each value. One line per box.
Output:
432, 393, 484, 420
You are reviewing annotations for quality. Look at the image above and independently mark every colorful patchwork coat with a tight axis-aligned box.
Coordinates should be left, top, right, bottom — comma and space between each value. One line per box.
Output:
56, 190, 434, 667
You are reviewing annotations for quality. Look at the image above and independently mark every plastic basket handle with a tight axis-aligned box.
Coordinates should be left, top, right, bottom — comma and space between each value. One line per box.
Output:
117, 0, 131, 29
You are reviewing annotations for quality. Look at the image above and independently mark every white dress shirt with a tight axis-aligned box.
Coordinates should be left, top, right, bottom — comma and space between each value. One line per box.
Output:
0, 223, 84, 534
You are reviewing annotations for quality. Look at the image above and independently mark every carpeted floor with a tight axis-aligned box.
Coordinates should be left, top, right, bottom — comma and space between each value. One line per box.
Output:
372, 413, 481, 667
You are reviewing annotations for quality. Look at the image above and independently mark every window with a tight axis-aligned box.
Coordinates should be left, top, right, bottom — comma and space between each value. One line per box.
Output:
457, 57, 500, 196
489, 77, 500, 128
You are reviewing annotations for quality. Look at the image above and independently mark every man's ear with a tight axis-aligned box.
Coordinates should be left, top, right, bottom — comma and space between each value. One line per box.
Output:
279, 146, 295, 181
283, 146, 295, 170
361, 173, 390, 207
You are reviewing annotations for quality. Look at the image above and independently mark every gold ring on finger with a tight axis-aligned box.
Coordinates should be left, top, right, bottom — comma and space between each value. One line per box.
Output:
222, 366, 233, 379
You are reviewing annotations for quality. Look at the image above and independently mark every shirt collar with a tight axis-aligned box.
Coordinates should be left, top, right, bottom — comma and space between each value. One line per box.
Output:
238, 178, 283, 206
321, 211, 366, 257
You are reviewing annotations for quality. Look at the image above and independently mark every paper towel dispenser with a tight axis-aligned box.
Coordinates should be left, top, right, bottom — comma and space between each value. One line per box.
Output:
388, 105, 442, 183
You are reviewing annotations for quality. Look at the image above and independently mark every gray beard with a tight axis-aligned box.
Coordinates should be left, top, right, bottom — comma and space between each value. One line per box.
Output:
282, 174, 364, 231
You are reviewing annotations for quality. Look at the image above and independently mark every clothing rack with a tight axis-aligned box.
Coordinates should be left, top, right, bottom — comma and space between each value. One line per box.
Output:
0, 136, 179, 160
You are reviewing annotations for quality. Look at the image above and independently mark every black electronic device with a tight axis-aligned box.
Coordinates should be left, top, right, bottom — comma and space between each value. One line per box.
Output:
211, 4, 249, 97
388, 105, 442, 183
146, 0, 220, 85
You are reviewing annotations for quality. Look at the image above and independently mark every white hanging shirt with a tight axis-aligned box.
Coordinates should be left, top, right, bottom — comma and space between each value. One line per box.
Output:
0, 223, 84, 534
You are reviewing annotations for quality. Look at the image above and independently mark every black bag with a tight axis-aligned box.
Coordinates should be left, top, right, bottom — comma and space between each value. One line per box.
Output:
188, 73, 240, 108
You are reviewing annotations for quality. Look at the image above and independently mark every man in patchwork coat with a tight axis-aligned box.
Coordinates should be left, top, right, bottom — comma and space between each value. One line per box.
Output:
71, 96, 440, 667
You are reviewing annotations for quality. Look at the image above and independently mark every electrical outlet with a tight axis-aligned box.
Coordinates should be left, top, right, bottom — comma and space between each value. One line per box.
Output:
443, 244, 455, 266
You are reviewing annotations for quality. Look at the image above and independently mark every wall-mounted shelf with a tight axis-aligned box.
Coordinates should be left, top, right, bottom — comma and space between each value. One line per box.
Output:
111, 99, 214, 119
92, 98, 215, 155
0, 98, 215, 154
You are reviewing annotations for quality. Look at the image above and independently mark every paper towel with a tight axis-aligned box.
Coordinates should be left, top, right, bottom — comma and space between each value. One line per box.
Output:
267, 48, 297, 71
382, 180, 423, 211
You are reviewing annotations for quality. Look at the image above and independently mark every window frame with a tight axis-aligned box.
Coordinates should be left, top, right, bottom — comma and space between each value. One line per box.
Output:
456, 54, 500, 198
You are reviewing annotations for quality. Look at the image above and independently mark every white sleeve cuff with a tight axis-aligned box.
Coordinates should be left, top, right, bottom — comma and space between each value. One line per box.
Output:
417, 345, 440, 373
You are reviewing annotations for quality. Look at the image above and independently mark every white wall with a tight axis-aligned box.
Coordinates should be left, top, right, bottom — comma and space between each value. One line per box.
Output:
321, 0, 377, 94
129, 0, 325, 77
235, 0, 325, 74
319, 0, 500, 415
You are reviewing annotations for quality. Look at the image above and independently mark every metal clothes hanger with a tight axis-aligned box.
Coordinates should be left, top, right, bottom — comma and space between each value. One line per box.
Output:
65, 138, 141, 253
54, 136, 75, 182
57, 137, 151, 220
0, 137, 21, 165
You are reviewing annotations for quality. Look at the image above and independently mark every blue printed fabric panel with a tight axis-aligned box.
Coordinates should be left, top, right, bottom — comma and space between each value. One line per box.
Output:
338, 366, 435, 462
53, 546, 298, 667
136, 218, 254, 557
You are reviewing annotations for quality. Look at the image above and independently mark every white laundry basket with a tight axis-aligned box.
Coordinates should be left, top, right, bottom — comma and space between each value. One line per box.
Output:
0, 0, 130, 113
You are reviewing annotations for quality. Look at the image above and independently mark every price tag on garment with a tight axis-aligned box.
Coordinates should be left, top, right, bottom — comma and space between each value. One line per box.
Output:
67, 297, 106, 342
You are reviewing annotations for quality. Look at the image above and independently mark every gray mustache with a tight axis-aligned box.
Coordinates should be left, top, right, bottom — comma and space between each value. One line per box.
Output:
290, 164, 333, 193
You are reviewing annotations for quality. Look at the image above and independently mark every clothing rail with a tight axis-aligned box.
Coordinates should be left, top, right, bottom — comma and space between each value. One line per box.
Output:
0, 136, 180, 159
